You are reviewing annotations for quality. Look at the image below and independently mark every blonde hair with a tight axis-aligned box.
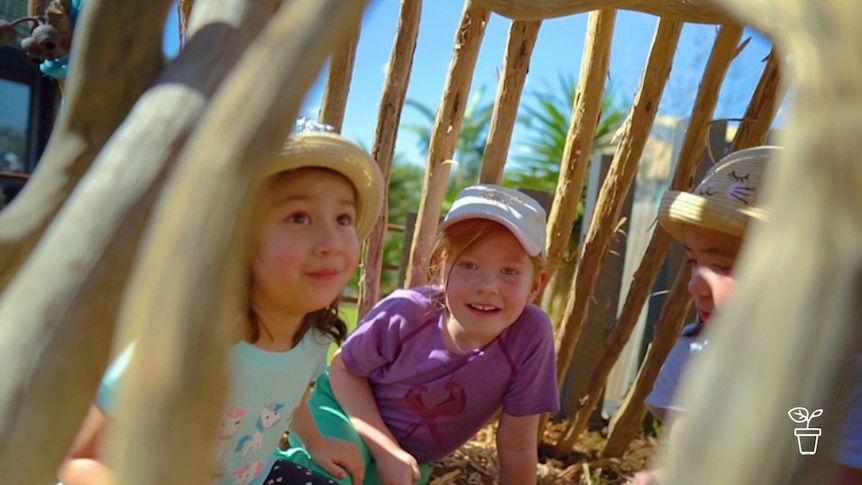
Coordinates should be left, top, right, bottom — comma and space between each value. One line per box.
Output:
245, 167, 350, 346
429, 218, 547, 286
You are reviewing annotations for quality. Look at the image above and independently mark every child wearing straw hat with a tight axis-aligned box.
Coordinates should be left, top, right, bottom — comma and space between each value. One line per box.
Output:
644, 146, 773, 424
58, 119, 383, 485
629, 146, 862, 484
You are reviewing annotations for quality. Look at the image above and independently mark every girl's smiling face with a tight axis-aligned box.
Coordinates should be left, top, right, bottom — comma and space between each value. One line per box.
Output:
442, 224, 545, 350
251, 168, 360, 321
683, 224, 742, 323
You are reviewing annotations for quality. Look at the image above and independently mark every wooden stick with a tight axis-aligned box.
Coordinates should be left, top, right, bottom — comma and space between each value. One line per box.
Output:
729, 48, 784, 152
663, 0, 862, 482
472, 0, 735, 24
553, 15, 687, 392
554, 22, 744, 454
602, 261, 691, 456
601, 43, 782, 457
105, 0, 369, 482
358, 0, 422, 318
0, 2, 196, 481
403, 0, 490, 288
534, 9, 616, 437
0, 0, 173, 293
320, 20, 361, 131
479, 19, 541, 184
552, 18, 696, 455
544, 10, 615, 283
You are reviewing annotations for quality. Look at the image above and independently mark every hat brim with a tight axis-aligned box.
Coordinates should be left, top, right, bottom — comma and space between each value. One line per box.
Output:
658, 190, 765, 242
438, 212, 544, 257
260, 132, 384, 241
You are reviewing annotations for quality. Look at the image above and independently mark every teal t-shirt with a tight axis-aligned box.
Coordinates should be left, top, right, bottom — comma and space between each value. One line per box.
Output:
97, 331, 330, 485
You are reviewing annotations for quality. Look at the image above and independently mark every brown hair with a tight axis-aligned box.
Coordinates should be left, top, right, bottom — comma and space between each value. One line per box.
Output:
244, 167, 351, 347
246, 302, 347, 347
428, 218, 547, 286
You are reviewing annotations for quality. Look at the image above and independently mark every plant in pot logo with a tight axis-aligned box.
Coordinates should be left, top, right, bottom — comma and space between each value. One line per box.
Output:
788, 406, 823, 455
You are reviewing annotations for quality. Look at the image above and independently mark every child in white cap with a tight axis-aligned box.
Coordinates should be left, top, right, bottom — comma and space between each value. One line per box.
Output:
58, 120, 383, 485
631, 146, 862, 484
284, 184, 560, 485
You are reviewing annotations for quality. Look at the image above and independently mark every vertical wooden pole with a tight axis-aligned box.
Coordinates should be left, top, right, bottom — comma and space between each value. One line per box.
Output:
479, 19, 542, 184
551, 18, 692, 454
603, 47, 784, 457
404, 0, 490, 288
358, 0, 422, 318
558, 153, 633, 418
544, 9, 616, 283
105, 1, 368, 482
603, 261, 691, 456
320, 20, 362, 132
661, 1, 862, 478
729, 48, 784, 152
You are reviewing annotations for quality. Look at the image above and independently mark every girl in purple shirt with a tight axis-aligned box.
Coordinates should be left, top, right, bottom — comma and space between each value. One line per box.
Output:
282, 184, 560, 484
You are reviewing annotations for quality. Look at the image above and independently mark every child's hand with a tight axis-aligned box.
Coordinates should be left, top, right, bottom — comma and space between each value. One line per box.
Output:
305, 435, 365, 484
374, 446, 421, 485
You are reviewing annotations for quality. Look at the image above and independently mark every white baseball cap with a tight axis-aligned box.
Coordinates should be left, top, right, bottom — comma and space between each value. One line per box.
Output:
439, 184, 547, 257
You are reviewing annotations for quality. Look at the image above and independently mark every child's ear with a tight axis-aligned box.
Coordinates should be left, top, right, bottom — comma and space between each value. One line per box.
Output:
529, 269, 549, 301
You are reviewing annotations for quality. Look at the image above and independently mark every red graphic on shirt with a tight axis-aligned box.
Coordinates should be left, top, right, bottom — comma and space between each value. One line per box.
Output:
403, 377, 466, 450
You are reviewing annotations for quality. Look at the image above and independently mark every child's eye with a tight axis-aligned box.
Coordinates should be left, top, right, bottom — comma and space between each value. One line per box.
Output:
458, 261, 478, 270
286, 212, 310, 224
336, 213, 355, 226
501, 267, 519, 276
712, 264, 733, 273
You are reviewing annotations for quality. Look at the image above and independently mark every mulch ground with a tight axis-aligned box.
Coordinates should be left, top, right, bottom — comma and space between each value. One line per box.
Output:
428, 419, 659, 484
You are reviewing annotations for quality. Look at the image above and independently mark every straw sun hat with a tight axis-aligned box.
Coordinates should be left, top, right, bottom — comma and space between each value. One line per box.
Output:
258, 119, 384, 240
658, 146, 779, 242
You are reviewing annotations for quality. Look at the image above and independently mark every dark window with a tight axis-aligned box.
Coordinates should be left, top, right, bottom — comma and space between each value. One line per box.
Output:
0, 42, 60, 206
0, 77, 30, 172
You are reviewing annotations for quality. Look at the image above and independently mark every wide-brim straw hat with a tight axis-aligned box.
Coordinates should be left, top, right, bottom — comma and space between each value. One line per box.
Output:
658, 146, 779, 242
259, 126, 384, 241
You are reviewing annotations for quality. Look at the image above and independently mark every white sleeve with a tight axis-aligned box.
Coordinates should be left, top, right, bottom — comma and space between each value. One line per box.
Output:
645, 338, 692, 421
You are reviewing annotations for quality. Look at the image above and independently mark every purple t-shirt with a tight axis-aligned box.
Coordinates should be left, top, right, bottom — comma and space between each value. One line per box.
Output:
341, 286, 560, 463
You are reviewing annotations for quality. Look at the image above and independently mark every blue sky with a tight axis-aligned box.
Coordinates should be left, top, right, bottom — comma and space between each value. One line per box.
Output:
172, 2, 770, 167
0, 2, 776, 152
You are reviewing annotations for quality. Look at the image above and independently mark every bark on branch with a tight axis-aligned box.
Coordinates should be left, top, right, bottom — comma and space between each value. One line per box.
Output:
0, 1, 275, 481
0, 0, 172, 292
664, 1, 862, 483
104, 1, 369, 482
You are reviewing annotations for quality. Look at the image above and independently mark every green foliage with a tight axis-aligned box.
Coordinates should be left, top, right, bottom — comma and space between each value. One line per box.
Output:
379, 161, 424, 293
362, 73, 629, 297
505, 72, 627, 192
346, 149, 424, 297
404, 86, 495, 195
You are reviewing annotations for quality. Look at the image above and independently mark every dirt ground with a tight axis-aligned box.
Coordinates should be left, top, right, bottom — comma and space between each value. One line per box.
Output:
428, 419, 659, 485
